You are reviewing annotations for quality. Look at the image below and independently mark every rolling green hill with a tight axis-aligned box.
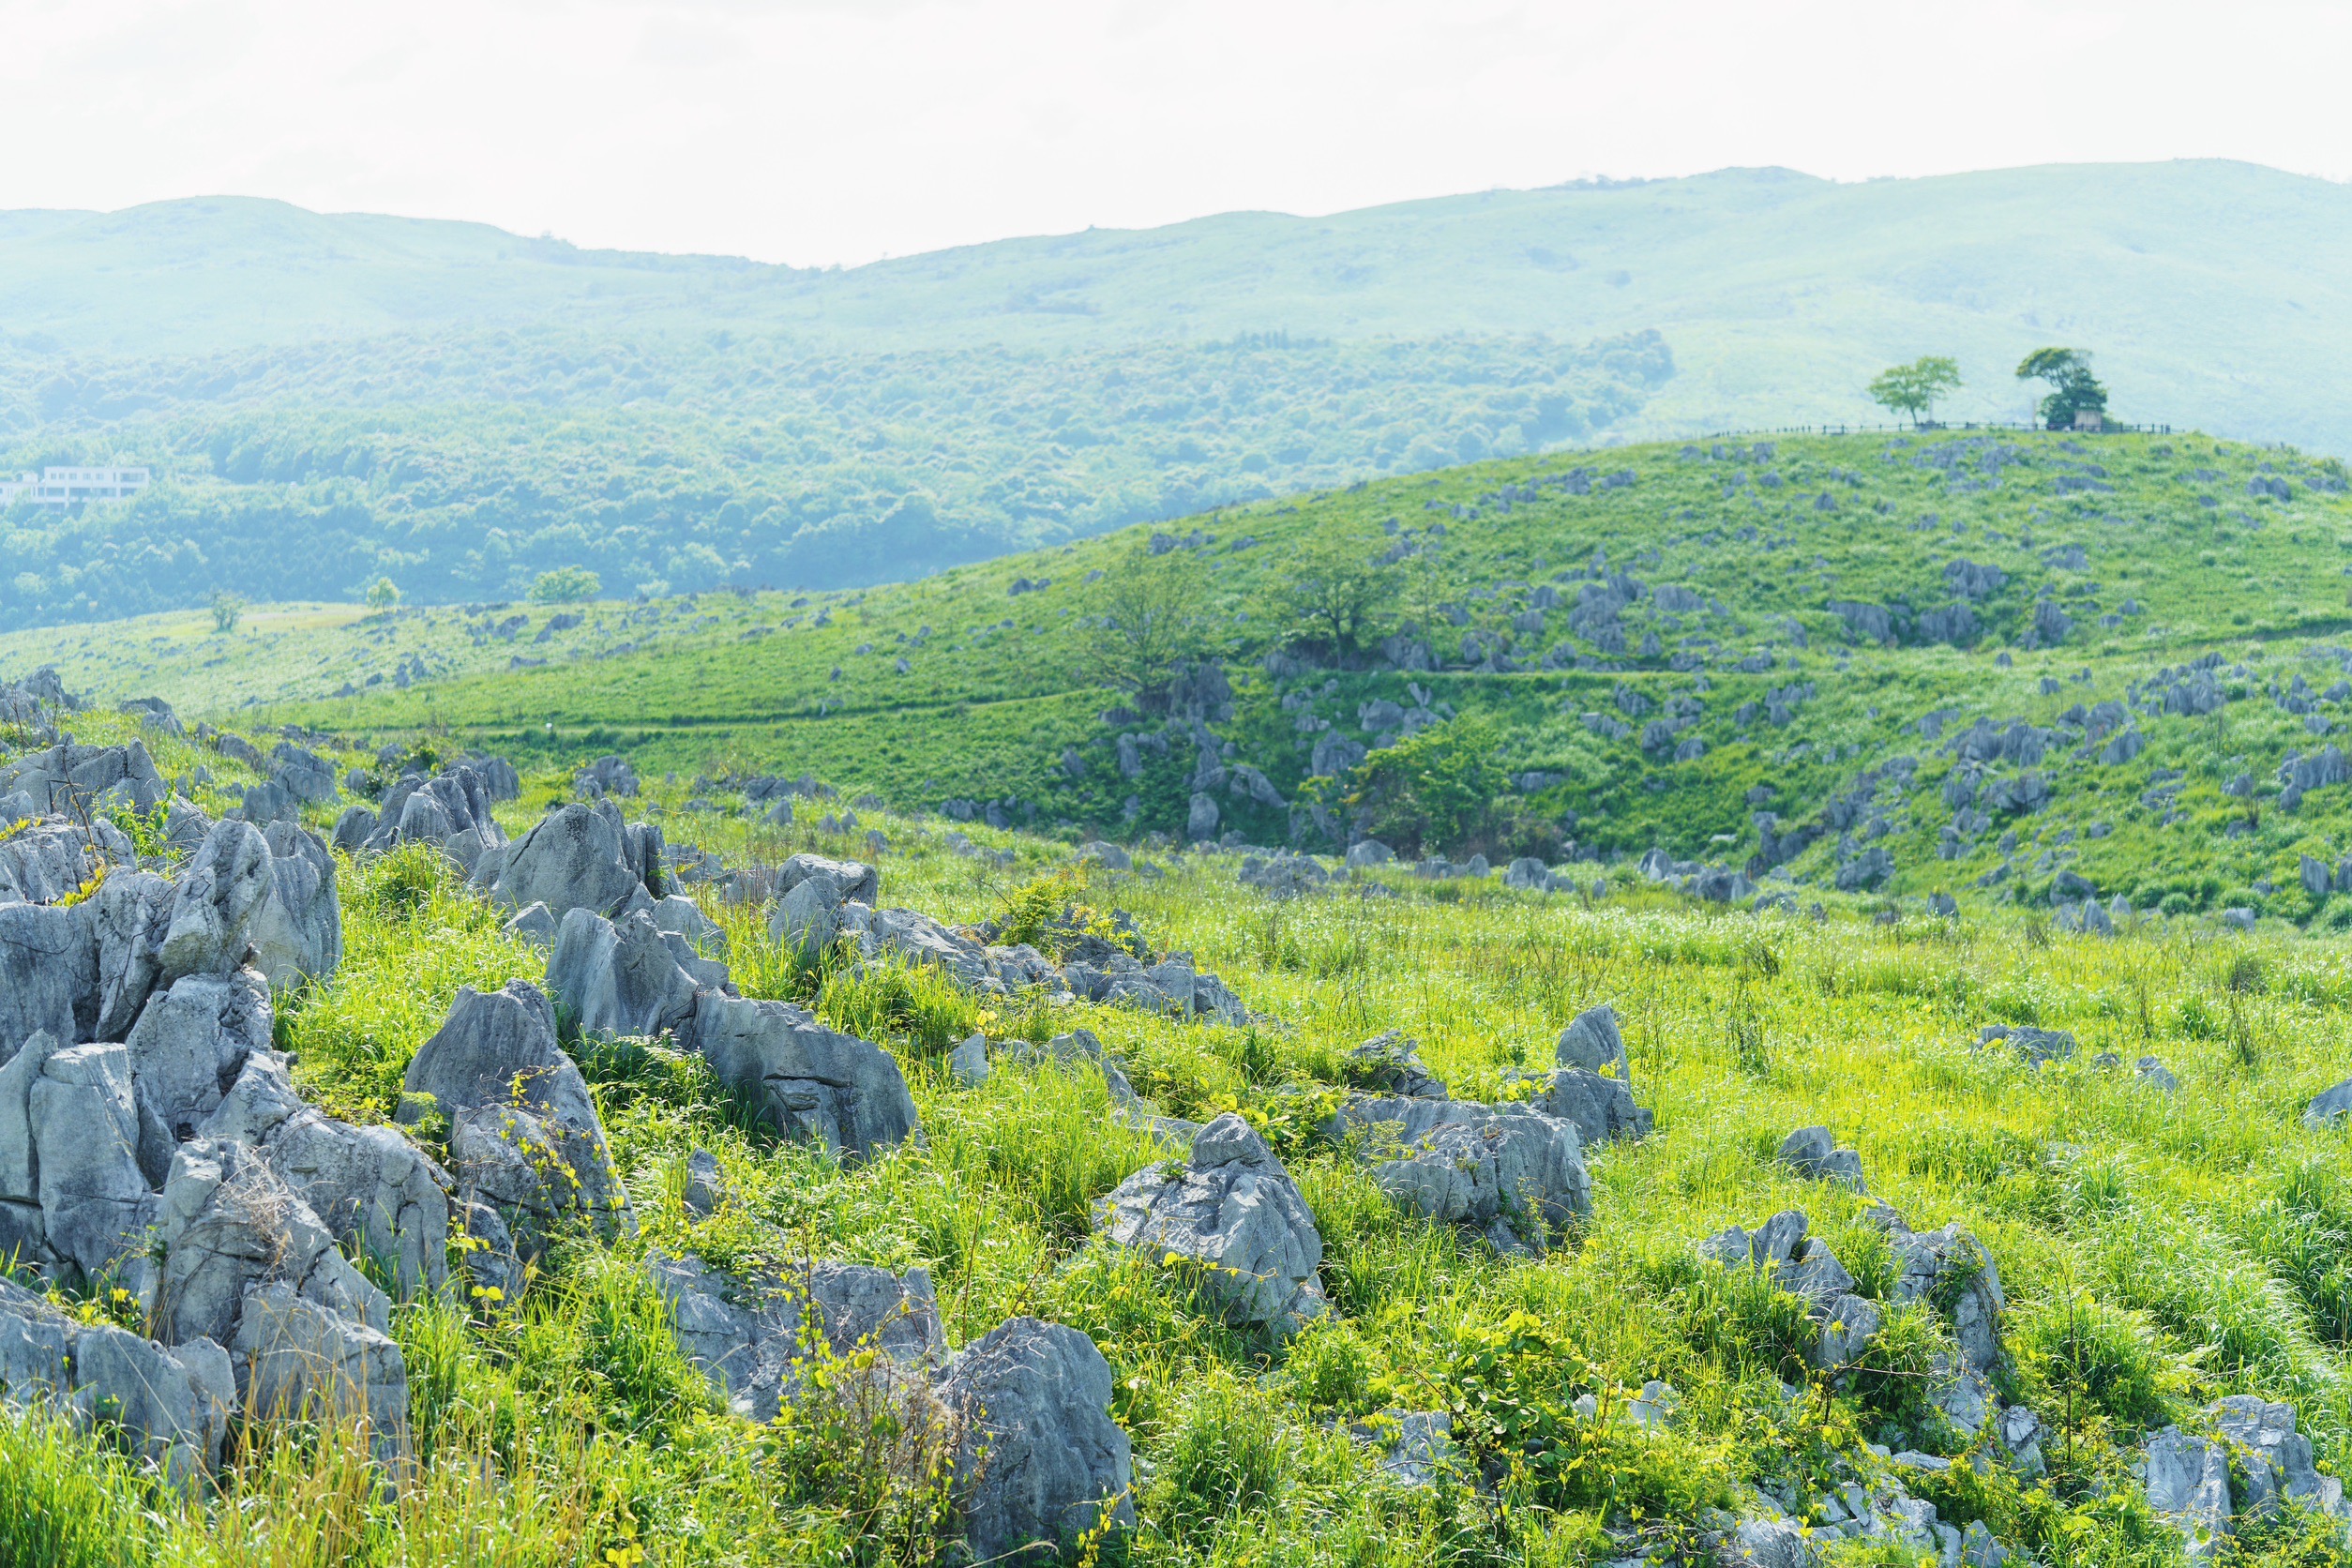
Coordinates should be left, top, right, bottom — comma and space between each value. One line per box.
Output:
23, 425, 2352, 925
8, 160, 2352, 626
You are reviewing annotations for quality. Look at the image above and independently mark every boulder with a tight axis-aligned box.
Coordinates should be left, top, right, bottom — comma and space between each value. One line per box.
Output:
1343, 1032, 1447, 1099
158, 820, 274, 982
399, 982, 629, 1235
1097, 1113, 1327, 1332
940, 1317, 1137, 1564
203, 1051, 451, 1298
1532, 1066, 1652, 1147
769, 875, 840, 961
2302, 1077, 2352, 1127
331, 804, 375, 854
681, 992, 921, 1161
504, 901, 559, 949
0, 901, 93, 1061
548, 907, 704, 1041
651, 893, 727, 957
1777, 1126, 1867, 1191
123, 967, 273, 1184
1331, 1093, 1593, 1256
148, 1138, 390, 1351
248, 822, 342, 988
0, 818, 104, 904
647, 1251, 943, 1420
0, 741, 167, 815
770, 851, 870, 905
1344, 838, 1395, 868
11, 1038, 153, 1281
490, 804, 652, 922
0, 1277, 233, 1486
234, 1282, 408, 1459
85, 868, 174, 1042
1699, 1209, 1881, 1373
2144, 1426, 2232, 1563
1556, 1004, 1632, 1087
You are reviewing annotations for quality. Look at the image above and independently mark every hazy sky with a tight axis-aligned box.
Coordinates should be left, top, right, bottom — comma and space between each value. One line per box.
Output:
7, 0, 2350, 268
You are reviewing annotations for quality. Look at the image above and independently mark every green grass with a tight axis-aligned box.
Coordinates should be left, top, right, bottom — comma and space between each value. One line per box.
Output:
16, 728, 2352, 1560
25, 423, 2352, 919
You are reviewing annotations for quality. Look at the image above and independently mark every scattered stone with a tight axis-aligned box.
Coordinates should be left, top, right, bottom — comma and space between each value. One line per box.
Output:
940, 1317, 1138, 1563
1777, 1126, 1867, 1190
1327, 1094, 1591, 1256
949, 1033, 990, 1089
648, 1250, 944, 1420
682, 991, 922, 1161
1097, 1113, 1327, 1332
548, 907, 710, 1040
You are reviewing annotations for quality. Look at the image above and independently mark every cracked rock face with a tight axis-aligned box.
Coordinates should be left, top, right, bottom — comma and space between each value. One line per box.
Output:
158, 820, 275, 984
682, 991, 921, 1161
490, 804, 654, 924
400, 981, 630, 1241
0, 901, 93, 1062
247, 821, 342, 989
1329, 1095, 1591, 1255
0, 1276, 234, 1488
204, 1051, 451, 1300
647, 1251, 943, 1420
940, 1316, 1138, 1565
549, 906, 708, 1041
1098, 1112, 1327, 1332
124, 967, 273, 1184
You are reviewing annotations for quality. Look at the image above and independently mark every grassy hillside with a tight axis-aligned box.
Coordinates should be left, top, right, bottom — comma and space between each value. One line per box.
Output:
10, 160, 2352, 623
14, 701, 2352, 1565
22, 426, 2352, 927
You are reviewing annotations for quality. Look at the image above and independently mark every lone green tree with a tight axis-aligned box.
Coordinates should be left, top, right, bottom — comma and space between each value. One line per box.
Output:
1264, 522, 1397, 666
364, 576, 401, 612
1867, 356, 1963, 427
2016, 348, 2109, 430
529, 566, 601, 605
208, 592, 242, 634
1083, 541, 1210, 713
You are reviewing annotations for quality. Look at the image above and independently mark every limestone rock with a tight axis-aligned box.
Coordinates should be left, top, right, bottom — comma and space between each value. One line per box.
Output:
399, 982, 629, 1234
682, 992, 921, 1161
1343, 1032, 1446, 1099
778, 852, 880, 908
1777, 1126, 1867, 1190
248, 822, 342, 989
1556, 1004, 1632, 1087
490, 804, 652, 922
548, 907, 704, 1041
21, 1039, 152, 1282
1098, 1113, 1327, 1332
1533, 1066, 1652, 1147
149, 1138, 390, 1351
123, 967, 273, 1184
1330, 1095, 1591, 1254
647, 1251, 943, 1421
941, 1317, 1137, 1564
0, 901, 93, 1061
158, 820, 274, 982
203, 1051, 450, 1299
234, 1281, 408, 1460
503, 901, 559, 950
0, 1276, 233, 1486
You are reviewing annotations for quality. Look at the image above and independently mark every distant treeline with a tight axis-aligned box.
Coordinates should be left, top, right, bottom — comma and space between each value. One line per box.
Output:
0, 327, 1671, 624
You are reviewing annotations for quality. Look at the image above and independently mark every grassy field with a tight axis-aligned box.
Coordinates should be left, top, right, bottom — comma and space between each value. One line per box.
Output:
11, 705, 2352, 1564
21, 426, 2352, 927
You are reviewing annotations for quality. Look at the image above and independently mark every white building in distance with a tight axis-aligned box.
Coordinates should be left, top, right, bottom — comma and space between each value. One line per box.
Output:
0, 466, 152, 506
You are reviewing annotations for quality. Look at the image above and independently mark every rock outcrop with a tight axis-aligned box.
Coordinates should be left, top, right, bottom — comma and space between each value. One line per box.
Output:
648, 1251, 943, 1419
1097, 1113, 1327, 1333
940, 1317, 1138, 1563
681, 992, 921, 1161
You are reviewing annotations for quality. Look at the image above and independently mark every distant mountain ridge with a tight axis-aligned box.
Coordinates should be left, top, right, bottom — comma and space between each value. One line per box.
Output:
5, 160, 2352, 626
8, 161, 2352, 446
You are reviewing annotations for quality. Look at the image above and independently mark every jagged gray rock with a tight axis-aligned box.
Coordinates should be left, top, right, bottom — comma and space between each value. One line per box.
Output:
0, 1276, 234, 1486
2303, 1077, 2352, 1127
1098, 1112, 1327, 1332
941, 1317, 1137, 1564
1556, 1004, 1632, 1085
203, 1051, 451, 1298
1328, 1095, 1592, 1255
490, 803, 654, 922
682, 991, 921, 1161
0, 901, 92, 1060
648, 1251, 943, 1420
399, 981, 629, 1237
2144, 1426, 2232, 1563
148, 1137, 390, 1341
1344, 1032, 1447, 1099
86, 867, 173, 1042
1532, 1065, 1652, 1147
548, 907, 705, 1040
248, 821, 342, 988
159, 819, 274, 982
234, 1281, 408, 1459
123, 967, 273, 1184
3, 1035, 153, 1282
1700, 1209, 1880, 1372
504, 900, 559, 949
1777, 1126, 1867, 1190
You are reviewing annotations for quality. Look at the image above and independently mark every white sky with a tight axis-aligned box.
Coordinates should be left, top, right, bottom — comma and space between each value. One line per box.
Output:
7, 0, 2351, 268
